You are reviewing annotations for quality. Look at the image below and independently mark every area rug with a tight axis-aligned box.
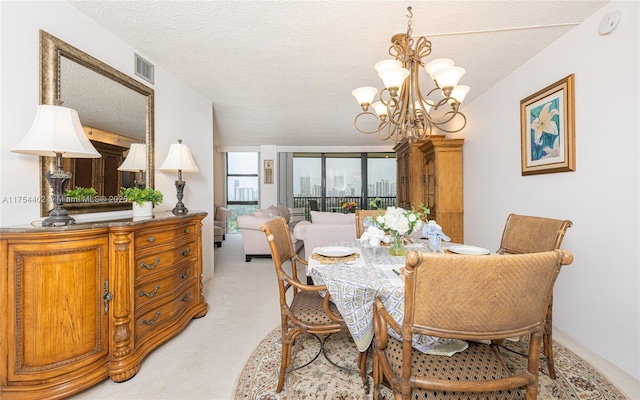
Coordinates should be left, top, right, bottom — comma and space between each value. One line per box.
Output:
234, 327, 626, 399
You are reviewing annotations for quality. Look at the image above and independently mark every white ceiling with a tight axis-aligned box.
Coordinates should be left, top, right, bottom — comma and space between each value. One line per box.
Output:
69, 1, 607, 148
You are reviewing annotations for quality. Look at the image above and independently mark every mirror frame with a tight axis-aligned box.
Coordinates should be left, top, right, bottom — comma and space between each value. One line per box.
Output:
39, 30, 155, 216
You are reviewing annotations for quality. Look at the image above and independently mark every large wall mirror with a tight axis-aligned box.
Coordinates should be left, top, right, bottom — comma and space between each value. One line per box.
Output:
39, 30, 154, 216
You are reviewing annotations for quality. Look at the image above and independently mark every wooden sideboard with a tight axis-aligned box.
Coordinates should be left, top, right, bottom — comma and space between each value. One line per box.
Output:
0, 212, 208, 399
395, 135, 464, 243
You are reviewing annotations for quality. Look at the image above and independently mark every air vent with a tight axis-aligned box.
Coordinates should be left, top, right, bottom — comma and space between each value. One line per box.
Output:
134, 54, 154, 84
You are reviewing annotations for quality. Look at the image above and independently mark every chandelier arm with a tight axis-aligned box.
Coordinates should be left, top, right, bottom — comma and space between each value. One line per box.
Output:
354, 112, 391, 135
429, 112, 468, 133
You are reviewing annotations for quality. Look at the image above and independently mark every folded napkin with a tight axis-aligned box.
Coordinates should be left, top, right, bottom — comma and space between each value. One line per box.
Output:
360, 226, 391, 247
422, 220, 450, 252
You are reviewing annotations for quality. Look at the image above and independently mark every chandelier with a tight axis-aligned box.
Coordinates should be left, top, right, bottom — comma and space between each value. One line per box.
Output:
352, 7, 469, 143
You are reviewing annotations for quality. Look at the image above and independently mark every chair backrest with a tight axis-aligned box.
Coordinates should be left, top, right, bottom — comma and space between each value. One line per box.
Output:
403, 249, 573, 341
498, 213, 572, 254
309, 199, 320, 211
260, 217, 300, 296
355, 209, 384, 238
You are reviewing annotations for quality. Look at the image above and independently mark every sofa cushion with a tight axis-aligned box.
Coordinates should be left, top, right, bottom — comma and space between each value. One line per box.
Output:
311, 211, 355, 225
293, 220, 312, 240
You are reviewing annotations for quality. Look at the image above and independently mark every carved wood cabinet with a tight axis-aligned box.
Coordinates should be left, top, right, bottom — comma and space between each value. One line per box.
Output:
0, 212, 208, 399
395, 135, 464, 243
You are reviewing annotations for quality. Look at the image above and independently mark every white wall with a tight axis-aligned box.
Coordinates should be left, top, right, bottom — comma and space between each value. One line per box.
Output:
0, 1, 215, 281
459, 1, 639, 379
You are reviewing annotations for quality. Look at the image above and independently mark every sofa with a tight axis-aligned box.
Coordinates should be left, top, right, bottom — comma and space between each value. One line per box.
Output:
293, 211, 357, 260
236, 204, 303, 262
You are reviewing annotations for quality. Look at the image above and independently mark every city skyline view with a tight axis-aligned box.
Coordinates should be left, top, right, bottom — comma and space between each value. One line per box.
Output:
226, 153, 397, 202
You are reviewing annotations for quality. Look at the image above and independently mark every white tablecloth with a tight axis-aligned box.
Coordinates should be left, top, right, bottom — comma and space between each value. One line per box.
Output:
308, 240, 467, 355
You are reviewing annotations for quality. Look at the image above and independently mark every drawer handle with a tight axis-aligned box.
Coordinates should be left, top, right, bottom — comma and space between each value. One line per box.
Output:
147, 236, 155, 243
184, 228, 190, 234
181, 291, 192, 302
180, 269, 190, 279
140, 258, 160, 270
180, 247, 191, 256
139, 284, 160, 298
140, 311, 161, 326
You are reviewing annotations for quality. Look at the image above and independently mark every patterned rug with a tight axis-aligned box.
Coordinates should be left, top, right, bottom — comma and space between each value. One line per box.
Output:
234, 327, 627, 399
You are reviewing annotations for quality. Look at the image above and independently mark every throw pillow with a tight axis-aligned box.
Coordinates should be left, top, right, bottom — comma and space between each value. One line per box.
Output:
277, 204, 291, 223
252, 209, 270, 218
266, 205, 280, 219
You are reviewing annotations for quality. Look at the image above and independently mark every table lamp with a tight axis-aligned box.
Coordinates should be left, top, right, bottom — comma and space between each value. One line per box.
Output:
159, 140, 199, 215
118, 143, 147, 189
12, 104, 101, 226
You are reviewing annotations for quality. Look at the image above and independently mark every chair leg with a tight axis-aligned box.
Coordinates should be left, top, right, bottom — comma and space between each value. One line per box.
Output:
357, 349, 370, 394
277, 334, 293, 393
544, 298, 556, 379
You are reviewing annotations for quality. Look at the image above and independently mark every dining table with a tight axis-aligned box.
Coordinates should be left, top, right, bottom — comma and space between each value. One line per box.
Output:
308, 239, 471, 356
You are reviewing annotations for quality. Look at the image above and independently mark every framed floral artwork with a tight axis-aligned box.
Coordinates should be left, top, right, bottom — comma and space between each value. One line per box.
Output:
520, 74, 575, 175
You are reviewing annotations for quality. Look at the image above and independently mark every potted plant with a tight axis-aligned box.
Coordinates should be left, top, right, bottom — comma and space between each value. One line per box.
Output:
119, 187, 163, 218
65, 186, 97, 203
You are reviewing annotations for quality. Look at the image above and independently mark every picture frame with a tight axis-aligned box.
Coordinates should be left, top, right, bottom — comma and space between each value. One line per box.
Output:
263, 159, 274, 184
520, 74, 575, 175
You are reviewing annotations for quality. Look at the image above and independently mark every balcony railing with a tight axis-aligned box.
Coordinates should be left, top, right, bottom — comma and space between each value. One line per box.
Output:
293, 196, 397, 221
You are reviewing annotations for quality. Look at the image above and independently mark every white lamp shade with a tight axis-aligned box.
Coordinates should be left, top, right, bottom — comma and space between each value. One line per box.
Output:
118, 143, 147, 171
424, 58, 455, 80
160, 141, 199, 172
374, 59, 402, 73
352, 87, 378, 106
433, 66, 465, 89
378, 67, 409, 90
448, 85, 471, 103
371, 101, 388, 117
12, 104, 100, 158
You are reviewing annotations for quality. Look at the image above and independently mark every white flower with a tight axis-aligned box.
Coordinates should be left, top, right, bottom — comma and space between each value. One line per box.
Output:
531, 102, 559, 145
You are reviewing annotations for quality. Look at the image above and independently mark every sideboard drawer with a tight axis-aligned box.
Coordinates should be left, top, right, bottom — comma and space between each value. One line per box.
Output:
135, 264, 195, 310
135, 240, 198, 282
134, 222, 198, 250
135, 282, 198, 341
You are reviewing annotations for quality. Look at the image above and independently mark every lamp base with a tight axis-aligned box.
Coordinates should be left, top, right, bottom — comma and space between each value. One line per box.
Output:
171, 204, 189, 215
42, 210, 75, 227
171, 178, 188, 215
43, 165, 75, 226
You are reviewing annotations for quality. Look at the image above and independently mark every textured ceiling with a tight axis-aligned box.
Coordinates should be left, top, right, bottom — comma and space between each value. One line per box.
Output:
69, 1, 607, 148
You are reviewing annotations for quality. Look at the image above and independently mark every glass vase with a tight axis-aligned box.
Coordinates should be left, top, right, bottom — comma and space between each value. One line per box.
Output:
389, 232, 406, 256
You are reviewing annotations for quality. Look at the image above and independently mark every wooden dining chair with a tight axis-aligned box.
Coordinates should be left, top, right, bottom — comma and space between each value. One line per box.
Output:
261, 217, 356, 392
497, 213, 572, 379
355, 209, 384, 238
371, 249, 574, 400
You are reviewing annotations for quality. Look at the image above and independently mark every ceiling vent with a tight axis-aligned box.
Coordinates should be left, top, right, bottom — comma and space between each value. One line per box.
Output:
134, 54, 154, 84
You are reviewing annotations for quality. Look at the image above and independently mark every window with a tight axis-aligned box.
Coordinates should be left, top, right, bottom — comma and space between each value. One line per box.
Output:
226, 152, 259, 233
293, 152, 396, 217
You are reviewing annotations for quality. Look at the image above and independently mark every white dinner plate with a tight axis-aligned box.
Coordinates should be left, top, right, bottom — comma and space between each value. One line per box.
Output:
315, 246, 356, 257
447, 245, 491, 255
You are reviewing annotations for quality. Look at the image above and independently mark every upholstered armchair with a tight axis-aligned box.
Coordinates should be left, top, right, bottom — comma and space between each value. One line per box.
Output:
214, 205, 232, 247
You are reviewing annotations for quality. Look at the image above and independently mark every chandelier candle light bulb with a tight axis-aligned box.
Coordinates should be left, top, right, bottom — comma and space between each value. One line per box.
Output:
352, 6, 469, 142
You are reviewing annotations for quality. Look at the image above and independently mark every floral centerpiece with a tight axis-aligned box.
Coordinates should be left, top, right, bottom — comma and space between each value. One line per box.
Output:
376, 204, 429, 256
341, 200, 357, 213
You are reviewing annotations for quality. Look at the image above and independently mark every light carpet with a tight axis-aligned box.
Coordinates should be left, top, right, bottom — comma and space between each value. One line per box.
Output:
235, 328, 627, 399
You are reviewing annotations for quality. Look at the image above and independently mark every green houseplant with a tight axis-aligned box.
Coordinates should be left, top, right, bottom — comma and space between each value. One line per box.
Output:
119, 187, 163, 206
65, 187, 97, 202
